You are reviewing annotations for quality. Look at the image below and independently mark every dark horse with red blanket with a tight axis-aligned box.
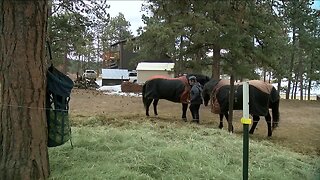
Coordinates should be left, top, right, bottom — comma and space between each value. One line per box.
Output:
142, 74, 210, 120
202, 79, 280, 136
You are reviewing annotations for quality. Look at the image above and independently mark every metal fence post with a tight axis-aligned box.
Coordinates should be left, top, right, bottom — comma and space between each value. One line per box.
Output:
241, 81, 251, 180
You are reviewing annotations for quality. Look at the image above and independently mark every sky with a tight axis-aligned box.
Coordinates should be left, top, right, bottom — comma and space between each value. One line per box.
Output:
313, 0, 320, 9
107, 0, 320, 36
106, 0, 145, 36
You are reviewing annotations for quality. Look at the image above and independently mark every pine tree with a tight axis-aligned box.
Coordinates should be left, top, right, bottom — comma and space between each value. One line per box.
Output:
1, 1, 49, 178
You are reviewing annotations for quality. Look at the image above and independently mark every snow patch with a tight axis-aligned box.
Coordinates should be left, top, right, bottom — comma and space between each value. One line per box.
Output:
96, 80, 141, 97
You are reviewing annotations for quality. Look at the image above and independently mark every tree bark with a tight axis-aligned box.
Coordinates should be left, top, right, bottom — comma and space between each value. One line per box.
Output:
297, 52, 304, 101
178, 35, 183, 74
304, 83, 307, 100
299, 71, 303, 101
0, 1, 49, 179
307, 61, 313, 100
307, 77, 312, 100
228, 73, 235, 133
293, 75, 298, 99
286, 27, 296, 99
268, 72, 271, 83
277, 76, 281, 96
212, 47, 221, 80
63, 48, 68, 74
286, 77, 292, 99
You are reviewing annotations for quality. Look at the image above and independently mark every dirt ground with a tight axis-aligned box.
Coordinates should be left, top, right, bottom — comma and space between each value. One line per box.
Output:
69, 88, 320, 156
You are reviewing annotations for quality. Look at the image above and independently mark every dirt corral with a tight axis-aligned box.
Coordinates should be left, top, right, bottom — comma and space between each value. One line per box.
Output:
69, 88, 320, 156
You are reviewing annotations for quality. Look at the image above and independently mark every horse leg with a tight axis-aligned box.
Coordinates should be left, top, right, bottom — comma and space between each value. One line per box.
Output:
182, 103, 188, 121
224, 113, 230, 129
265, 111, 272, 137
218, 114, 224, 129
153, 99, 159, 116
249, 115, 260, 134
145, 99, 153, 116
225, 112, 233, 133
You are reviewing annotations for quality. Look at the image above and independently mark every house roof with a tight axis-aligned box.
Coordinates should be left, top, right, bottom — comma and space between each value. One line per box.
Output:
136, 62, 175, 71
101, 69, 129, 79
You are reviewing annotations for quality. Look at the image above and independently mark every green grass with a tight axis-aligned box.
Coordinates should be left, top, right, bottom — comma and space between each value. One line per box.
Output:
49, 116, 320, 180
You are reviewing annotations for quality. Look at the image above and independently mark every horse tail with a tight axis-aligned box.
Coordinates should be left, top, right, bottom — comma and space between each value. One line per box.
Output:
142, 83, 147, 109
270, 87, 280, 128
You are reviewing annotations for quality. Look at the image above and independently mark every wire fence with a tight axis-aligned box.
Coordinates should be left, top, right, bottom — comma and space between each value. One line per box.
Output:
0, 103, 68, 112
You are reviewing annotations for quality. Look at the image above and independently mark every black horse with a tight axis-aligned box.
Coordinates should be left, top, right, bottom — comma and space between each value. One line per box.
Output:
142, 74, 210, 120
202, 79, 280, 136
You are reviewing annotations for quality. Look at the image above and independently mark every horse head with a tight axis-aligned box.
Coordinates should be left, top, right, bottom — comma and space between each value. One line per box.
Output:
202, 79, 220, 106
186, 74, 210, 86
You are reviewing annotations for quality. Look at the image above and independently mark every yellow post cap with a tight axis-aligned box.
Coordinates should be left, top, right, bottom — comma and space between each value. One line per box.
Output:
241, 117, 252, 124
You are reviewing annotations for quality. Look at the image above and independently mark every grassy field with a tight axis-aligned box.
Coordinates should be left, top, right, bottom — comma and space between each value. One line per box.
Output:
48, 116, 320, 180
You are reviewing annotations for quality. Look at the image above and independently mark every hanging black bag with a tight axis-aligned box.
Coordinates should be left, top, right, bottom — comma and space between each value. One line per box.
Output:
46, 66, 74, 147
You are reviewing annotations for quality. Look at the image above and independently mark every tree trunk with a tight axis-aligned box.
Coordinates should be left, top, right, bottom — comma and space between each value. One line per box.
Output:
293, 75, 298, 99
63, 48, 68, 74
307, 78, 312, 100
299, 73, 303, 101
286, 27, 296, 99
268, 72, 271, 83
97, 35, 100, 76
212, 47, 221, 80
291, 78, 295, 99
292, 82, 295, 99
81, 55, 85, 72
77, 55, 81, 80
291, 74, 297, 99
286, 78, 292, 99
297, 54, 304, 101
228, 73, 235, 133
0, 1, 49, 179
304, 83, 307, 100
178, 35, 184, 74
307, 61, 313, 100
277, 76, 281, 96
